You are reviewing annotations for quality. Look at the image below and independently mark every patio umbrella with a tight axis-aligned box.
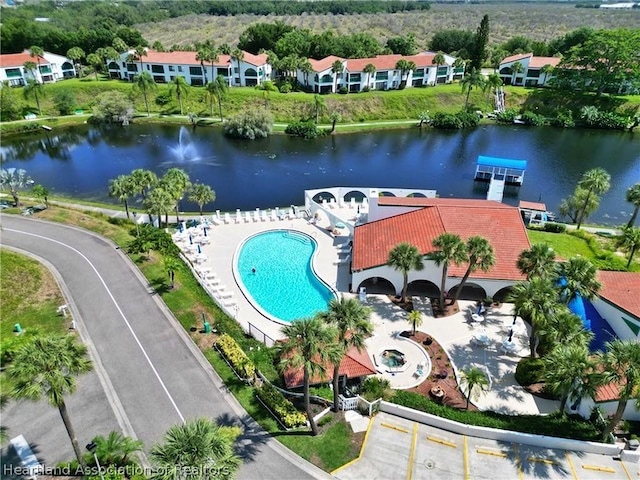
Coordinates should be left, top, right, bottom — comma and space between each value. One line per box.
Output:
203, 227, 207, 237
197, 244, 202, 254
335, 221, 346, 229
189, 235, 193, 245
512, 314, 518, 325
508, 328, 514, 342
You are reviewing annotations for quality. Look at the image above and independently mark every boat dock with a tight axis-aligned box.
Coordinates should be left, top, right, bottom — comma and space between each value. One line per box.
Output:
474, 155, 527, 202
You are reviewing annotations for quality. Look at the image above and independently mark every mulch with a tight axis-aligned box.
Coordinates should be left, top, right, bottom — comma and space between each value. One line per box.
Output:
404, 331, 477, 411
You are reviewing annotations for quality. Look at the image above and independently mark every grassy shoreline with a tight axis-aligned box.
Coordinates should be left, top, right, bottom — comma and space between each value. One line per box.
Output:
2, 77, 638, 136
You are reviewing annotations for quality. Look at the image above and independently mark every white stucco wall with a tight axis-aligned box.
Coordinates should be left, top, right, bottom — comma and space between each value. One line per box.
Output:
591, 297, 640, 341
574, 397, 640, 422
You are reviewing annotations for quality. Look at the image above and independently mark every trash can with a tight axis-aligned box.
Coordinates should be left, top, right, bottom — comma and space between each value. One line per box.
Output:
204, 321, 211, 334
13, 323, 22, 333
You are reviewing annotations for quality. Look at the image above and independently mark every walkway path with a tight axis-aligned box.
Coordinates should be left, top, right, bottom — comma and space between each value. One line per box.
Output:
1, 214, 330, 479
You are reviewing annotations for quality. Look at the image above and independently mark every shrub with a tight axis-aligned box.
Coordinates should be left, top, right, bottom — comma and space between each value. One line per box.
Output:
495, 108, 518, 124
155, 92, 171, 106
551, 110, 575, 128
543, 222, 567, 233
279, 83, 292, 94
521, 111, 545, 126
216, 333, 255, 379
515, 357, 545, 386
360, 377, 394, 401
431, 112, 462, 129
256, 383, 306, 429
91, 90, 134, 125
134, 224, 180, 256
338, 86, 348, 94
285, 120, 320, 139
223, 110, 273, 140
456, 111, 480, 128
361, 86, 370, 93
53, 90, 76, 116
318, 414, 333, 426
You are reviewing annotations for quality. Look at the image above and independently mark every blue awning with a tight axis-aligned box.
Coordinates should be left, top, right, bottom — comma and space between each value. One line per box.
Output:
477, 155, 527, 170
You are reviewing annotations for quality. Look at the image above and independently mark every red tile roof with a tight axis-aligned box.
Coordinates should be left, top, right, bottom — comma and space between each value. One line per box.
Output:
352, 199, 530, 281
309, 55, 344, 73
500, 53, 532, 65
284, 345, 376, 388
595, 381, 623, 403
0, 52, 48, 68
141, 50, 268, 67
596, 271, 640, 319
528, 56, 562, 69
346, 53, 437, 72
242, 51, 269, 66
519, 200, 547, 211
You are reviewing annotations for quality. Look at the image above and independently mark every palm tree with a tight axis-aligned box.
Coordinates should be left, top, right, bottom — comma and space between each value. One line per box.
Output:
625, 183, 640, 228
432, 52, 446, 84
460, 68, 487, 109
151, 418, 241, 480
230, 48, 244, 86
313, 94, 326, 124
485, 72, 503, 101
540, 64, 554, 86
66, 47, 85, 78
32, 184, 49, 207
300, 59, 313, 88
418, 111, 430, 128
543, 343, 601, 414
430, 233, 467, 310
256, 80, 277, 109
278, 317, 339, 435
164, 256, 181, 289
452, 236, 495, 304
0, 167, 33, 206
601, 339, 640, 440
134, 71, 157, 117
7, 334, 93, 466
130, 168, 157, 200
620, 226, 640, 269
162, 168, 191, 222
557, 256, 601, 304
169, 76, 190, 115
387, 242, 424, 303
109, 175, 135, 219
459, 367, 490, 409
89, 431, 143, 467
205, 75, 228, 121
576, 167, 611, 230
395, 59, 416, 88
318, 297, 373, 412
23, 78, 44, 115
329, 111, 341, 133
29, 45, 44, 81
23, 60, 37, 82
408, 309, 423, 336
134, 45, 147, 72
196, 47, 212, 84
517, 243, 557, 280
188, 183, 216, 215
363, 63, 376, 89
144, 186, 174, 228
508, 277, 560, 358
331, 60, 344, 93
538, 308, 593, 351
510, 61, 524, 85
86, 52, 103, 81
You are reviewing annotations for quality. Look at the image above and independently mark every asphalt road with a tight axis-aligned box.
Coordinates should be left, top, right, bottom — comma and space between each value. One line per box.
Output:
1, 215, 329, 480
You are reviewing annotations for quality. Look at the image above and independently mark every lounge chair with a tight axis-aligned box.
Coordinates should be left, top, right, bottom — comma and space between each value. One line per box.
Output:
261, 210, 268, 222
224, 212, 231, 224
350, 198, 356, 209
244, 211, 251, 223
270, 210, 278, 221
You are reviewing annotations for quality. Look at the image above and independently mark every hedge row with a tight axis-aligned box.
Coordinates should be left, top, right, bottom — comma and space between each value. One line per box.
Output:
216, 334, 256, 380
256, 382, 307, 429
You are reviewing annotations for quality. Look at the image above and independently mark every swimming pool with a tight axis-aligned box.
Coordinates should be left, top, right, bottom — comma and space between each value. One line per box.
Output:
236, 230, 335, 323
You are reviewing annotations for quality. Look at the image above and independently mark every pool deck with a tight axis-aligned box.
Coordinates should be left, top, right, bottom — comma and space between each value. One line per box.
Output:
174, 207, 558, 416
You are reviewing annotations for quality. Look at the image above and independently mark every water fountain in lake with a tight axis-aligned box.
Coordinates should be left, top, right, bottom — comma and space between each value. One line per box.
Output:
170, 126, 199, 161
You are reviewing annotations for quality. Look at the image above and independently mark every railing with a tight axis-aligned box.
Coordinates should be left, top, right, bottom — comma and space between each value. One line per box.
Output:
248, 322, 276, 347
339, 395, 358, 411
338, 394, 382, 416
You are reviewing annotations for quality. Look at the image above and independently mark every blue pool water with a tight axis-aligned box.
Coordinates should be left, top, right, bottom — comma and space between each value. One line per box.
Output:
237, 230, 335, 322
568, 294, 617, 352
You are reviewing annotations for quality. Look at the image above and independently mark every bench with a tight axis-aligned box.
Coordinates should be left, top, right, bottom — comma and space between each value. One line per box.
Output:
10, 434, 42, 478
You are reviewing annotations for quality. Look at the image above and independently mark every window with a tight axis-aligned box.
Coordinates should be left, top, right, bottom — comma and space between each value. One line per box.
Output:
217, 67, 229, 76
169, 65, 175, 72
527, 69, 540, 78
146, 65, 150, 70
108, 62, 119, 70
122, 62, 126, 68
153, 75, 165, 83
375, 72, 388, 80
245, 68, 257, 77
437, 66, 448, 76
189, 66, 202, 76
127, 64, 138, 72
413, 69, 424, 78
39, 65, 52, 74
349, 73, 361, 82
178, 66, 183, 72
320, 74, 332, 83
151, 65, 164, 74
191, 78, 204, 86
5, 68, 21, 78
61, 62, 73, 70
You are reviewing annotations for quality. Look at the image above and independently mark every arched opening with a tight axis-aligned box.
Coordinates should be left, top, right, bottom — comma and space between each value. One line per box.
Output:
108, 62, 119, 70
448, 282, 487, 301
357, 277, 395, 295
343, 190, 366, 203
379, 191, 396, 197
320, 74, 332, 83
312, 192, 336, 204
499, 67, 512, 75
407, 280, 440, 298
493, 286, 514, 303
61, 62, 74, 70
245, 68, 257, 77
407, 192, 427, 198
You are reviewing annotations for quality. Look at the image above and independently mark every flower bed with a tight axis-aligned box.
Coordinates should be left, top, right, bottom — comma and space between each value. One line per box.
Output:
215, 333, 255, 380
256, 382, 306, 429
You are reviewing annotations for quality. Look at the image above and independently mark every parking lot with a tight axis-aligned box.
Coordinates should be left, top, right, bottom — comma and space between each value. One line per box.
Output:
333, 412, 638, 480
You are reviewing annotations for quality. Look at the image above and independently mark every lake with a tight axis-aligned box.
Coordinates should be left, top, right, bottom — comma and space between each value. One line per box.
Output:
1, 123, 638, 225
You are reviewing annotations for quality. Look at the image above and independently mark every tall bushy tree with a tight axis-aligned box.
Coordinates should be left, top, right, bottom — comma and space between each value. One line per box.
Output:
8, 334, 93, 466
205, 75, 228, 121
331, 60, 344, 93
23, 78, 44, 115
452, 236, 495, 304
134, 71, 156, 117
517, 243, 557, 280
576, 168, 610, 230
66, 47, 86, 77
188, 183, 215, 216
169, 76, 189, 115
0, 167, 33, 206
460, 68, 486, 109
556, 257, 601, 304
559, 186, 600, 224
469, 14, 490, 72
430, 233, 467, 309
278, 317, 339, 435
318, 297, 373, 412
108, 174, 135, 218
388, 242, 424, 303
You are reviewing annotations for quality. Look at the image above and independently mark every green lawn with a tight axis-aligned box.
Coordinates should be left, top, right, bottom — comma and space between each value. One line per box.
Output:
527, 230, 595, 260
0, 249, 67, 339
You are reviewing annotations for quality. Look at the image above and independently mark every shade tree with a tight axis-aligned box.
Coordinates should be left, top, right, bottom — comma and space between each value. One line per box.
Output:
430, 233, 467, 309
387, 242, 424, 303
0, 168, 33, 206
451, 236, 495, 304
